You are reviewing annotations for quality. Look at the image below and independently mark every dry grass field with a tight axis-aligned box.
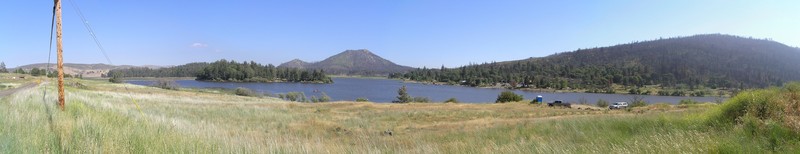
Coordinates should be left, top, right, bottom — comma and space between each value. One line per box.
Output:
1, 74, 798, 153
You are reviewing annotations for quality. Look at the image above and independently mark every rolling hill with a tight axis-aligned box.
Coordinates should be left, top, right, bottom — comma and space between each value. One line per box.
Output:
279, 49, 414, 76
12, 63, 162, 78
395, 34, 800, 89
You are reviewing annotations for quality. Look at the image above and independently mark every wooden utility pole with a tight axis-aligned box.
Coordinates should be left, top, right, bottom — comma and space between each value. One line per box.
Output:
55, 0, 65, 111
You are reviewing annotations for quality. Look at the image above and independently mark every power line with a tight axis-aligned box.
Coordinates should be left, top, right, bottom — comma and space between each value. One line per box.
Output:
44, 3, 56, 103
65, 0, 146, 118
68, 0, 113, 65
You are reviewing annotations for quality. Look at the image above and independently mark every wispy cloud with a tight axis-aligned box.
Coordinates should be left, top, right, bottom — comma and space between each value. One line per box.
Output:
190, 42, 208, 48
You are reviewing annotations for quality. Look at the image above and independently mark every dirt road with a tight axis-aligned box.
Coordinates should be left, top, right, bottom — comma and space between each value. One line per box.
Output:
0, 83, 38, 97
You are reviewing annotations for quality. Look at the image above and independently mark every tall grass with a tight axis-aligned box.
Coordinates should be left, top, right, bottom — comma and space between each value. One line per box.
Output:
1, 78, 799, 153
0, 83, 227, 153
704, 82, 800, 152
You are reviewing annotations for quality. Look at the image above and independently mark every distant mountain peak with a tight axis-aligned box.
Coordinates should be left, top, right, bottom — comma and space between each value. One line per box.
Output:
279, 59, 310, 69
279, 49, 413, 76
343, 49, 371, 53
287, 59, 307, 63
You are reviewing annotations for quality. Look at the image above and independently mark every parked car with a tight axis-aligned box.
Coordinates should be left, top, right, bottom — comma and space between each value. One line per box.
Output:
609, 102, 629, 109
547, 100, 571, 108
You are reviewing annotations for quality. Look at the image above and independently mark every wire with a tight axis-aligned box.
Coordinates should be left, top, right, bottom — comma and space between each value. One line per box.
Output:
65, 0, 146, 119
44, 4, 56, 103
68, 0, 112, 65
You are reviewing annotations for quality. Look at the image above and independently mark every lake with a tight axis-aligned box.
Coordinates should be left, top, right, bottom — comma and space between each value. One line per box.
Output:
127, 78, 724, 104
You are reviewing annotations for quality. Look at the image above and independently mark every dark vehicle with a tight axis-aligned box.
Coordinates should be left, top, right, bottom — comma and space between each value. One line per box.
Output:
547, 100, 571, 108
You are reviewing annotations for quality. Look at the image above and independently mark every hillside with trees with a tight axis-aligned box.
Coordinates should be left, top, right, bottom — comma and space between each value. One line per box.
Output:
391, 34, 800, 93
279, 49, 413, 76
110, 59, 332, 83
196, 60, 332, 83
12, 63, 153, 78
108, 62, 209, 78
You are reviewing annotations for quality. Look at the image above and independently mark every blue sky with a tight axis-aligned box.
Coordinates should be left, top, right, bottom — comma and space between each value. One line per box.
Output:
1, 0, 798, 68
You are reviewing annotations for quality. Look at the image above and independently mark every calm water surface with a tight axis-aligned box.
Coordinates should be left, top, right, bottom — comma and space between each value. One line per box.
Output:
128, 78, 724, 104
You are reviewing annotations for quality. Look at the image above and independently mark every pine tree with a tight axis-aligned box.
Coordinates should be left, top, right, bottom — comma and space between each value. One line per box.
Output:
109, 72, 124, 83
395, 85, 411, 103
30, 68, 41, 76
0, 62, 7, 73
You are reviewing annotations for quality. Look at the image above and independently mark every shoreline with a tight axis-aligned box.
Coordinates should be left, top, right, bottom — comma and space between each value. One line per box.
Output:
121, 77, 333, 84
328, 75, 389, 79
394, 78, 731, 98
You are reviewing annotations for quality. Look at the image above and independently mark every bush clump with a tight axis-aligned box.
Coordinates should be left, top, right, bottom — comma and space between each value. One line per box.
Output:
279, 92, 307, 102
319, 92, 331, 102
444, 98, 459, 103
311, 92, 331, 103
413, 97, 430, 103
678, 99, 699, 105
709, 82, 800, 135
152, 80, 180, 90
596, 99, 609, 108
108, 73, 124, 83
355, 97, 369, 102
629, 95, 648, 107
234, 87, 257, 97
496, 91, 523, 103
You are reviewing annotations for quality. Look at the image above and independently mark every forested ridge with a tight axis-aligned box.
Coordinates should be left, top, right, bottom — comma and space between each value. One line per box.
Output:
109, 59, 332, 83
391, 34, 800, 91
108, 62, 208, 78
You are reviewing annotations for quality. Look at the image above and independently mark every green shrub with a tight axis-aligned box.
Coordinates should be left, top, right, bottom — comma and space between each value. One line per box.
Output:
319, 92, 331, 102
596, 99, 609, 108
281, 92, 307, 102
679, 99, 699, 105
708, 82, 800, 136
444, 98, 459, 103
234, 87, 256, 97
310, 92, 332, 103
496, 91, 523, 103
413, 97, 430, 103
152, 80, 180, 90
630, 96, 647, 107
108, 73, 124, 83
355, 97, 369, 102
710, 89, 779, 124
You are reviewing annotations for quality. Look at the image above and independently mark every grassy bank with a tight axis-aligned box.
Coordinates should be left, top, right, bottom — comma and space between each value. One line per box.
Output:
0, 77, 797, 153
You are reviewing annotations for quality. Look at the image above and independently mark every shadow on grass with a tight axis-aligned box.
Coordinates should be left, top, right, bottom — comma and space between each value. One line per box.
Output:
41, 84, 64, 153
